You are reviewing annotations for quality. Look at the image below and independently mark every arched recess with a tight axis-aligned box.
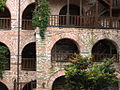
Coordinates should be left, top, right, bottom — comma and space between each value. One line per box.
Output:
59, 4, 80, 26
0, 82, 9, 90
22, 80, 36, 90
22, 3, 35, 30
92, 39, 118, 61
21, 42, 36, 71
52, 76, 68, 90
0, 6, 11, 29
0, 42, 10, 70
47, 70, 65, 89
51, 38, 79, 62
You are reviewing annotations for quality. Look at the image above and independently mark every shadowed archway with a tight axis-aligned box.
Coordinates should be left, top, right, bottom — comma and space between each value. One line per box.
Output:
92, 39, 118, 61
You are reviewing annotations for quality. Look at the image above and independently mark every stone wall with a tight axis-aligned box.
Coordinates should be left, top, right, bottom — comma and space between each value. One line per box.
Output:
0, 0, 119, 90
36, 27, 120, 90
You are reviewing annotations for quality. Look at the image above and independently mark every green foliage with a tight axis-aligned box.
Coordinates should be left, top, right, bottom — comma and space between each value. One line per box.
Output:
65, 54, 118, 90
0, 0, 6, 11
32, 0, 50, 39
0, 46, 9, 79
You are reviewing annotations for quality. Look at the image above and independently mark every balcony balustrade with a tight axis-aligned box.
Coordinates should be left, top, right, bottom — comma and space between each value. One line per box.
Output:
22, 19, 34, 30
22, 58, 36, 71
49, 15, 120, 29
0, 18, 11, 29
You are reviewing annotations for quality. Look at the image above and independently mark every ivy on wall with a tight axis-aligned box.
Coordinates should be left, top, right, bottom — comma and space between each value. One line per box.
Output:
0, 46, 9, 79
32, 0, 50, 39
0, 0, 6, 11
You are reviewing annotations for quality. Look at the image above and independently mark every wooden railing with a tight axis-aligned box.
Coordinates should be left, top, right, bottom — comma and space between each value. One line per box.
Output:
49, 15, 120, 29
51, 53, 73, 62
92, 54, 118, 61
0, 18, 11, 29
22, 19, 34, 30
22, 58, 36, 71
110, 0, 120, 7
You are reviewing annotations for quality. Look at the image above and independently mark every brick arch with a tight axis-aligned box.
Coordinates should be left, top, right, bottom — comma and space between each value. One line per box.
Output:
47, 70, 65, 89
47, 33, 82, 54
0, 79, 12, 90
0, 41, 11, 55
20, 41, 36, 56
5, 2, 12, 17
93, 38, 119, 52
21, 0, 35, 17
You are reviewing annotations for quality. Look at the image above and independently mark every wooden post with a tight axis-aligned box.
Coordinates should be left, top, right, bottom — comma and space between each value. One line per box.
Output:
95, 0, 99, 28
66, 0, 70, 26
110, 2, 112, 28
80, 0, 82, 26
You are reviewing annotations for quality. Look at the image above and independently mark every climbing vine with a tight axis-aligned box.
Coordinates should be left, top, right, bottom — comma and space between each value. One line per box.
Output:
32, 0, 50, 39
0, 0, 6, 11
0, 46, 9, 79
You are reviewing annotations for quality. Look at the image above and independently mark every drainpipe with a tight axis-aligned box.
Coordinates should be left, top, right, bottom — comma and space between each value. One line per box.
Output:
17, 0, 21, 89
66, 0, 70, 26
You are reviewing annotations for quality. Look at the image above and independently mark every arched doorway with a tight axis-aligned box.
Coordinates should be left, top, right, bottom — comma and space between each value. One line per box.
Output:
23, 80, 36, 90
0, 82, 9, 90
59, 4, 80, 26
52, 76, 68, 90
0, 42, 10, 70
22, 42, 36, 71
0, 7, 11, 29
51, 38, 79, 62
22, 3, 35, 30
92, 39, 118, 61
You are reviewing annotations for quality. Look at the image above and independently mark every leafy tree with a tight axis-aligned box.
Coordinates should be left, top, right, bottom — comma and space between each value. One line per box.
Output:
65, 54, 119, 90
0, 46, 9, 79
32, 0, 50, 39
0, 0, 6, 11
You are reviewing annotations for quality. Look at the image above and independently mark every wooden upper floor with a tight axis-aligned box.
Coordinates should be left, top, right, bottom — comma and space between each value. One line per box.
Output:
0, 0, 120, 30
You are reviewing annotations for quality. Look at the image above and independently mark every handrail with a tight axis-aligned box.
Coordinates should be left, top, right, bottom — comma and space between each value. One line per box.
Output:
49, 15, 120, 29
0, 18, 11, 30
22, 58, 36, 71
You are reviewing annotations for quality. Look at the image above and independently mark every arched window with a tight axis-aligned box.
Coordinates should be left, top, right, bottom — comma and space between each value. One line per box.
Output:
0, 42, 10, 70
22, 3, 35, 30
92, 39, 118, 61
22, 42, 36, 71
51, 38, 79, 62
52, 76, 68, 90
0, 7, 11, 29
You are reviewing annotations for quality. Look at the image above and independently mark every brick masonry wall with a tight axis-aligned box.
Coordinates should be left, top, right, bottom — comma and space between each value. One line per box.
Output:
36, 27, 120, 90
0, 0, 120, 90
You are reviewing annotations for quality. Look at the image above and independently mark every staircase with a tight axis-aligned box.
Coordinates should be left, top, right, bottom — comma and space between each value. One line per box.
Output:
99, 0, 120, 9
85, 1, 108, 17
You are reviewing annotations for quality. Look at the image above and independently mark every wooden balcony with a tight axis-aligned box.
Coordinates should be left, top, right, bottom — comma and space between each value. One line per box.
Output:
49, 15, 120, 29
22, 19, 34, 30
0, 18, 11, 29
22, 58, 36, 71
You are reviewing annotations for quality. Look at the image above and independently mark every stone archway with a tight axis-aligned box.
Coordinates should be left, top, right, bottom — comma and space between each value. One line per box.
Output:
51, 38, 79, 62
22, 3, 35, 30
92, 39, 118, 61
52, 76, 68, 90
22, 42, 36, 71
0, 6, 11, 29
